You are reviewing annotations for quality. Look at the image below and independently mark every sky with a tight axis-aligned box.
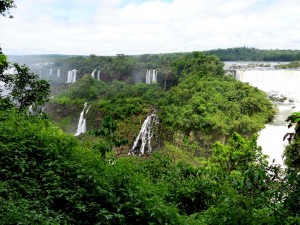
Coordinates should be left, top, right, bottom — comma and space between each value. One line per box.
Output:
1, 0, 300, 55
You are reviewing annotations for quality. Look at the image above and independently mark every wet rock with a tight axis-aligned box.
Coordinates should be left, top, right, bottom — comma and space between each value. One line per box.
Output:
268, 91, 287, 103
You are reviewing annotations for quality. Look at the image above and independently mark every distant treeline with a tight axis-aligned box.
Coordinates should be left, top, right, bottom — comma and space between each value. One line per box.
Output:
204, 47, 300, 61
8, 47, 300, 87
53, 53, 187, 88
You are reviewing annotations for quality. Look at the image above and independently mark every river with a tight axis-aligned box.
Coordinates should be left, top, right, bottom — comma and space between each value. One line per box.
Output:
225, 62, 300, 165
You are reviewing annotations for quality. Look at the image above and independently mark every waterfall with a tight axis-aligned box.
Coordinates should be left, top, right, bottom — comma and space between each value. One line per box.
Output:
72, 69, 77, 83
49, 68, 52, 76
145, 69, 157, 84
145, 70, 151, 84
97, 70, 101, 81
74, 103, 91, 136
67, 71, 71, 83
152, 69, 157, 83
91, 70, 101, 80
67, 69, 77, 83
128, 113, 159, 155
91, 69, 96, 78
235, 70, 300, 96
57, 68, 60, 77
235, 69, 300, 165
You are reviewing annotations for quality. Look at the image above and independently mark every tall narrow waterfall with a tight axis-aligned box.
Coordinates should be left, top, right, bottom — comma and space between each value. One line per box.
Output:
145, 69, 157, 84
91, 70, 101, 80
75, 103, 91, 136
128, 113, 159, 155
97, 70, 101, 80
234, 68, 300, 165
57, 68, 60, 77
67, 69, 77, 83
91, 70, 96, 78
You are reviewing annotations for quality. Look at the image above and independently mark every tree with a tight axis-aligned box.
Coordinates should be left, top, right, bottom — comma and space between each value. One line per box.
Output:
0, 49, 50, 112
89, 115, 128, 158
283, 112, 300, 169
0, 0, 16, 18
1, 2, 50, 113
66, 74, 106, 100
280, 112, 300, 222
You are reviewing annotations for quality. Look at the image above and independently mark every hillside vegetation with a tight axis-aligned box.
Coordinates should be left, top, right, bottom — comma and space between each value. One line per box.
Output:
1, 48, 300, 224
48, 52, 274, 152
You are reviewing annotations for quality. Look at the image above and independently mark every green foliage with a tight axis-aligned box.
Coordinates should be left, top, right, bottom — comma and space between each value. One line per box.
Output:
66, 74, 106, 100
0, 49, 9, 74
275, 60, 300, 69
0, 102, 296, 225
89, 115, 128, 158
284, 139, 300, 170
282, 112, 300, 220
283, 112, 300, 169
0, 62, 50, 112
174, 51, 224, 78
161, 74, 274, 144
48, 51, 273, 154
210, 133, 267, 173
0, 0, 16, 18
205, 47, 300, 61
284, 112, 300, 142
4, 3, 294, 224
198, 133, 285, 224
0, 109, 201, 224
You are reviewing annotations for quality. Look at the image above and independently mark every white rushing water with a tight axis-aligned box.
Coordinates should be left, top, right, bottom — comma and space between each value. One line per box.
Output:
67, 69, 77, 83
97, 70, 101, 81
129, 113, 159, 155
145, 69, 157, 84
74, 103, 90, 136
235, 69, 300, 165
57, 68, 60, 78
91, 70, 96, 78
91, 70, 101, 80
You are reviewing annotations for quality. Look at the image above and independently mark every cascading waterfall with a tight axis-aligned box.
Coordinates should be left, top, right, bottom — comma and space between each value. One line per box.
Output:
91, 70, 96, 78
235, 70, 300, 95
74, 103, 91, 136
97, 70, 101, 80
234, 68, 300, 165
57, 68, 60, 77
49, 68, 52, 76
128, 113, 159, 155
145, 69, 157, 84
91, 70, 101, 80
145, 70, 151, 84
67, 69, 77, 83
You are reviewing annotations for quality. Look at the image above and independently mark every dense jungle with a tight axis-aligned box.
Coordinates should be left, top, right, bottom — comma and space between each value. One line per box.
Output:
1, 1, 300, 224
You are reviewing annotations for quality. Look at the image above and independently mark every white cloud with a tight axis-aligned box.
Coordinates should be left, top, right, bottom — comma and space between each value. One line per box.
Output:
0, 0, 300, 55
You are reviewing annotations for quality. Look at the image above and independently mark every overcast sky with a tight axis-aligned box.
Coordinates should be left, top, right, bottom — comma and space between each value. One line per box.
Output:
1, 0, 300, 55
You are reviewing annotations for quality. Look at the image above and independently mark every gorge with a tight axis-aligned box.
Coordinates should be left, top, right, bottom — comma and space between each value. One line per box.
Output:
232, 65, 300, 165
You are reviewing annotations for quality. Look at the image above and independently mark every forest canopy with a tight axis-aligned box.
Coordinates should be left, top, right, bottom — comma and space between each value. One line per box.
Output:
1, 0, 300, 223
204, 47, 300, 61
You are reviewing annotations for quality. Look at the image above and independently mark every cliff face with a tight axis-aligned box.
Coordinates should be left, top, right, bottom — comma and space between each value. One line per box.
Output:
44, 102, 83, 134
44, 102, 155, 148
